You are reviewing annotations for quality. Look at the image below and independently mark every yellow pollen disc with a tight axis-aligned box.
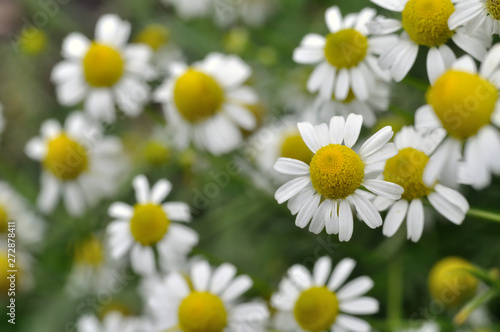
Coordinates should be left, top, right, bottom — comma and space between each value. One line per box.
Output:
174, 69, 225, 123
324, 29, 368, 68
74, 236, 104, 267
130, 203, 170, 246
384, 148, 432, 200
428, 257, 478, 308
135, 25, 170, 51
294, 286, 339, 332
83, 43, 124, 87
426, 70, 497, 139
178, 292, 227, 332
43, 133, 89, 181
144, 141, 171, 166
402, 0, 455, 47
486, 0, 500, 20
309, 144, 365, 200
332, 89, 356, 104
280, 132, 314, 164
0, 205, 8, 234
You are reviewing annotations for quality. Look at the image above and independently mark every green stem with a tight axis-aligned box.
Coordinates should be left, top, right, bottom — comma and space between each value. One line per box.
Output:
388, 252, 404, 331
467, 208, 500, 223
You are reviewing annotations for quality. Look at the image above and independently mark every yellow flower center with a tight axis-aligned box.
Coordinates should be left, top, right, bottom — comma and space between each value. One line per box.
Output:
130, 203, 170, 246
135, 25, 170, 51
428, 257, 478, 308
294, 286, 339, 332
280, 132, 314, 164
402, 0, 455, 47
43, 133, 89, 181
332, 89, 356, 103
324, 29, 368, 68
384, 148, 432, 200
0, 205, 8, 234
20, 28, 47, 55
486, 0, 500, 20
309, 144, 364, 200
426, 70, 497, 139
74, 236, 104, 267
178, 292, 227, 332
83, 43, 125, 87
144, 141, 170, 166
174, 69, 225, 123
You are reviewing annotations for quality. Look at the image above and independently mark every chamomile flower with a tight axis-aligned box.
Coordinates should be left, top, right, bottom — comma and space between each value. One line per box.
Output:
0, 181, 45, 248
25, 112, 127, 216
293, 6, 390, 102
77, 311, 145, 332
147, 259, 269, 332
373, 127, 469, 242
106, 174, 198, 276
51, 14, 153, 123
369, 0, 491, 82
448, 0, 500, 35
271, 256, 379, 332
273, 114, 404, 241
153, 53, 259, 155
415, 48, 500, 189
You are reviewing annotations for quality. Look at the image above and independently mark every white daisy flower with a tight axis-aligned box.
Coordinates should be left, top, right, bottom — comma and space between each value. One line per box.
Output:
369, 0, 491, 82
146, 259, 269, 332
51, 14, 153, 123
273, 114, 404, 241
448, 0, 500, 35
76, 311, 146, 332
161, 0, 213, 20
24, 112, 127, 216
414, 48, 500, 190
293, 6, 391, 102
0, 181, 46, 249
373, 127, 469, 242
153, 53, 259, 155
215, 0, 277, 28
312, 81, 390, 127
106, 174, 198, 276
271, 256, 379, 332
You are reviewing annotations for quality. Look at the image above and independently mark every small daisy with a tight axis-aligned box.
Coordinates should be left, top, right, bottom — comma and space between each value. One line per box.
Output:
273, 114, 404, 241
25, 112, 127, 216
107, 174, 198, 275
153, 53, 259, 155
147, 259, 269, 332
0, 181, 46, 249
271, 256, 379, 332
51, 14, 153, 123
293, 6, 391, 102
414, 48, 500, 190
76, 311, 145, 332
373, 127, 469, 242
448, 0, 500, 35
369, 0, 491, 82
312, 81, 390, 127
161, 0, 212, 20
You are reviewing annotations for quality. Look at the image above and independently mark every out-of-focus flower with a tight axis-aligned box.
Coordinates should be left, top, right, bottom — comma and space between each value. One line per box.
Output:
368, 0, 491, 82
76, 311, 146, 332
146, 259, 269, 331
448, 0, 500, 35
51, 14, 153, 123
161, 0, 212, 20
274, 114, 403, 241
25, 112, 128, 216
19, 28, 47, 55
106, 174, 198, 275
215, 0, 278, 28
223, 27, 250, 54
0, 242, 34, 294
428, 257, 478, 308
415, 48, 500, 190
272, 256, 379, 332
373, 127, 468, 242
154, 53, 259, 155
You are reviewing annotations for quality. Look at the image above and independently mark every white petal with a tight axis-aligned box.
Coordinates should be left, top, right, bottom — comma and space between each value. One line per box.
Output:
62, 33, 90, 59
191, 260, 211, 291
451, 54, 478, 73
427, 47, 446, 84
428, 191, 466, 225
274, 158, 310, 175
362, 143, 397, 164
407, 198, 424, 242
293, 47, 324, 64
339, 297, 379, 315
64, 183, 85, 216
434, 184, 469, 214
330, 116, 345, 144
85, 89, 115, 123
327, 257, 356, 291
288, 264, 312, 289
295, 194, 321, 228
315, 123, 331, 147
481, 44, 500, 78
309, 200, 329, 234
325, 6, 342, 32
108, 202, 133, 219
308, 62, 331, 92
210, 263, 237, 295
224, 104, 256, 130
338, 200, 354, 242
336, 315, 371, 332
221, 275, 253, 302
313, 257, 332, 286
298, 122, 321, 152
448, 2, 484, 30
130, 244, 155, 275
37, 173, 60, 214
363, 179, 403, 200
95, 14, 131, 47
133, 174, 150, 203
337, 276, 374, 301
151, 179, 172, 204
383, 199, 409, 237
371, 0, 406, 11
360, 126, 394, 157
452, 32, 487, 61
226, 86, 259, 104
390, 41, 419, 82
350, 192, 382, 229
275, 177, 311, 204
163, 202, 191, 222
343, 114, 363, 148
25, 138, 47, 161
350, 67, 369, 101
415, 105, 442, 131
335, 68, 350, 101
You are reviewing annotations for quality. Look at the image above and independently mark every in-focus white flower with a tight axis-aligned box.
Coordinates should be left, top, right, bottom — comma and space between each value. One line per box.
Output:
448, 0, 500, 35
0, 181, 45, 249
51, 14, 153, 123
273, 114, 404, 241
147, 259, 269, 332
293, 6, 391, 102
107, 174, 198, 276
369, 0, 491, 82
414, 48, 500, 190
76, 311, 146, 332
25, 112, 127, 216
373, 127, 469, 242
154, 53, 259, 155
272, 256, 379, 332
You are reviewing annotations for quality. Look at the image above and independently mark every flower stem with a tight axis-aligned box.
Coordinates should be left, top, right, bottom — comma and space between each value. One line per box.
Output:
388, 251, 404, 331
467, 208, 500, 223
